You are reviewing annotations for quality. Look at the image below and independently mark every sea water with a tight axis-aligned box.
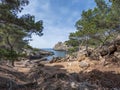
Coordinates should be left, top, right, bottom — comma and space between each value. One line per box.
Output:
41, 48, 66, 60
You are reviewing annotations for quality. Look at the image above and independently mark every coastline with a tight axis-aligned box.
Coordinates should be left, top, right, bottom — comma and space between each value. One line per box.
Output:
41, 48, 66, 60
0, 38, 119, 89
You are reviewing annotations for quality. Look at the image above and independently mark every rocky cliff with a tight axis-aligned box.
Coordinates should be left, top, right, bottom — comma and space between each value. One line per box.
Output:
53, 42, 68, 51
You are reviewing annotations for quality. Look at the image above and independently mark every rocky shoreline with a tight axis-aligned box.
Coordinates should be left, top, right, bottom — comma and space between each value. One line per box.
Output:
23, 48, 54, 60
0, 37, 120, 90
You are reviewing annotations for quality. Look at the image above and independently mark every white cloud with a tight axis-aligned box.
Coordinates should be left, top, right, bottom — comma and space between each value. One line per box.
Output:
29, 25, 75, 48
19, 0, 96, 48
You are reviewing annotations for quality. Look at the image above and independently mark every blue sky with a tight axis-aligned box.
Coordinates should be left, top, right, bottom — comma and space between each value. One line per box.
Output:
20, 0, 96, 48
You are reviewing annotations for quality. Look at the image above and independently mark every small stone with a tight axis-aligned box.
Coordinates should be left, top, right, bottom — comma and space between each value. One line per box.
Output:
71, 82, 78, 88
79, 61, 89, 68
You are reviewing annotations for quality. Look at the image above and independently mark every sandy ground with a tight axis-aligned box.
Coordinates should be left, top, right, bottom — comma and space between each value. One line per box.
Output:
45, 61, 81, 73
16, 60, 120, 75
47, 61, 120, 73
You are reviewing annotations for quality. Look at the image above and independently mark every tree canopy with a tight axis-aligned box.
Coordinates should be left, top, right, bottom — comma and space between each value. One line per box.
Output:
66, 0, 120, 53
0, 0, 44, 65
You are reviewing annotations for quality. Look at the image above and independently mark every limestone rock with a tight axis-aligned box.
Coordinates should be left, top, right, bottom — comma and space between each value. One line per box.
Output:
23, 49, 54, 60
71, 82, 79, 89
78, 82, 98, 90
79, 61, 89, 68
49, 57, 65, 63
53, 42, 68, 51
114, 52, 120, 60
77, 54, 86, 62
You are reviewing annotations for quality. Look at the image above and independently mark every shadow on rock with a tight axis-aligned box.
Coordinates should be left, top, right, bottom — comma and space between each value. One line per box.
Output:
79, 69, 120, 89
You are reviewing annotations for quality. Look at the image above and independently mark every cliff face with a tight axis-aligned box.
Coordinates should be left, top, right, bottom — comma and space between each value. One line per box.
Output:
53, 42, 68, 51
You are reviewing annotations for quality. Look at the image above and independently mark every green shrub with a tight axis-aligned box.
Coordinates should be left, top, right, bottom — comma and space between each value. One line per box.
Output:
68, 46, 79, 54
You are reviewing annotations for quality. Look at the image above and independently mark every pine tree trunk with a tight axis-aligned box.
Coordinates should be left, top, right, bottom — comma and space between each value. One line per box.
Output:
86, 37, 88, 49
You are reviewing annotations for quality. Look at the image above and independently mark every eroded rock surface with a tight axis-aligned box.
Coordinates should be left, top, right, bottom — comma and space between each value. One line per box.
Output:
53, 42, 68, 51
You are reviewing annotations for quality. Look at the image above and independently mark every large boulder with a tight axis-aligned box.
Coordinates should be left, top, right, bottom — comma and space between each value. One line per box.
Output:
99, 37, 120, 57
77, 54, 86, 62
49, 57, 65, 63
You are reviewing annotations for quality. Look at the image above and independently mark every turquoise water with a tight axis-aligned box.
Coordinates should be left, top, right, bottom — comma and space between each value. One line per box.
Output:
41, 48, 66, 60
